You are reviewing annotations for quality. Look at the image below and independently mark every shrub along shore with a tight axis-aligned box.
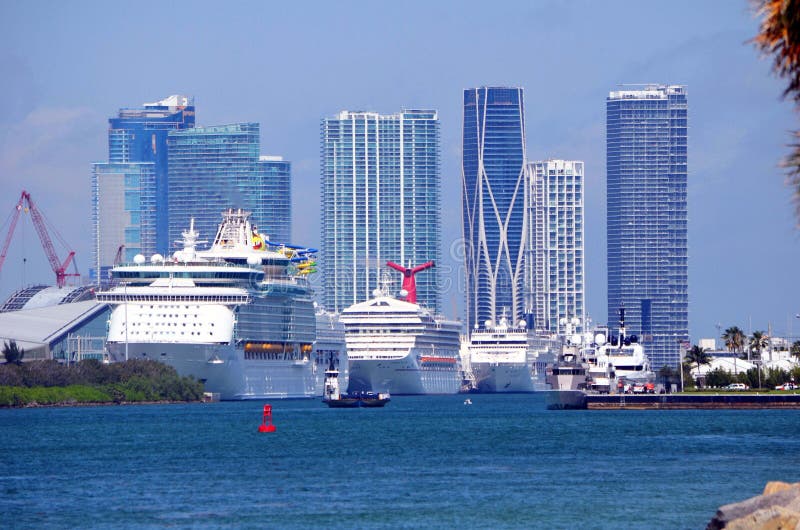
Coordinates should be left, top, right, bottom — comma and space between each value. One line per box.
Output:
0, 359, 204, 407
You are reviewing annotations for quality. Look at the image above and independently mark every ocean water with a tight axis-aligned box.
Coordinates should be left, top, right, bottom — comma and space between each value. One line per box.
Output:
1, 394, 799, 529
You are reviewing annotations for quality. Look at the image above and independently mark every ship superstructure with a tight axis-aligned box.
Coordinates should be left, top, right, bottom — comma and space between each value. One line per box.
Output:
97, 209, 320, 399
340, 271, 463, 395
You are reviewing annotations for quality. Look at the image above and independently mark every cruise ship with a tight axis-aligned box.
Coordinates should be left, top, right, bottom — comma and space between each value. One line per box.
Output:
467, 314, 557, 393
97, 209, 321, 400
340, 275, 463, 395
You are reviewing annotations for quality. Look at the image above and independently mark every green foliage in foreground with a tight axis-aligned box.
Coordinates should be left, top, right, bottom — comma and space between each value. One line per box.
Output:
0, 359, 204, 406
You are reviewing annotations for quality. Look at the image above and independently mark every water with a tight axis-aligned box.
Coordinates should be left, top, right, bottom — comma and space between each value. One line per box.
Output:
2, 394, 799, 529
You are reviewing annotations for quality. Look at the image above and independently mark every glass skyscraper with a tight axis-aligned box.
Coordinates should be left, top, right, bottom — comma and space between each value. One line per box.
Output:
167, 123, 291, 249
107, 95, 195, 253
320, 110, 441, 314
606, 84, 688, 370
462, 87, 527, 331
526, 160, 585, 335
91, 95, 194, 284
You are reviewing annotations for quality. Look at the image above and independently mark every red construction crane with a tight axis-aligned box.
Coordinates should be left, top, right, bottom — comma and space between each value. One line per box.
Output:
386, 260, 435, 304
0, 190, 80, 288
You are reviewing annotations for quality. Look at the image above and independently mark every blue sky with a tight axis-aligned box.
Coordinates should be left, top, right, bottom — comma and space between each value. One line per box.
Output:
1, 0, 799, 343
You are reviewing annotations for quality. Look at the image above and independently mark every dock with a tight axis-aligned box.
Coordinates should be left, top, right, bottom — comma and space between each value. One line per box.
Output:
546, 390, 800, 410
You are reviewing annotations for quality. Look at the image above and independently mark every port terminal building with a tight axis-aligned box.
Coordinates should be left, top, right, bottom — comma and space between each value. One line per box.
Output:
0, 288, 110, 362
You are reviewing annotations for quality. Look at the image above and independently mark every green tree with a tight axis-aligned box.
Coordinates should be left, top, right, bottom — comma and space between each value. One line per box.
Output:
722, 326, 746, 354
748, 330, 769, 361
705, 368, 734, 388
753, 0, 800, 219
2, 340, 25, 365
684, 345, 712, 385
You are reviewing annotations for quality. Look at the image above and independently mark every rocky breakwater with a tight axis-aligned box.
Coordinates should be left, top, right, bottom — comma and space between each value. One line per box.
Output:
707, 481, 800, 529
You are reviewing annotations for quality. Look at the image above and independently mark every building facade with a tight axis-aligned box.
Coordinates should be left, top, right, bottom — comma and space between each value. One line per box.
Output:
107, 95, 195, 253
462, 87, 527, 331
91, 162, 156, 285
526, 160, 585, 335
167, 123, 291, 248
320, 110, 441, 313
606, 84, 688, 370
91, 95, 194, 283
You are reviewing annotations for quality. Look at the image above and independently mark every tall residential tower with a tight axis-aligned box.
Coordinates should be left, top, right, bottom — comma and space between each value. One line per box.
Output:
320, 110, 441, 313
606, 84, 688, 369
526, 160, 585, 335
462, 87, 527, 331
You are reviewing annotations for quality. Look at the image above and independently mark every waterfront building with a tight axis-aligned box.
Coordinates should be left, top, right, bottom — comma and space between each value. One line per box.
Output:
526, 159, 585, 334
320, 110, 441, 314
167, 123, 291, 248
606, 84, 688, 370
462, 87, 527, 330
91, 162, 156, 285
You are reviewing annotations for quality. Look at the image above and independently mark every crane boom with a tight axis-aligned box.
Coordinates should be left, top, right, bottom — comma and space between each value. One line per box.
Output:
0, 190, 80, 288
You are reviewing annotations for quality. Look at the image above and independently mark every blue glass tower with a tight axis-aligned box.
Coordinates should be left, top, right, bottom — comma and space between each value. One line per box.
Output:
320, 110, 441, 313
107, 95, 195, 254
167, 123, 291, 249
606, 85, 688, 370
462, 87, 527, 331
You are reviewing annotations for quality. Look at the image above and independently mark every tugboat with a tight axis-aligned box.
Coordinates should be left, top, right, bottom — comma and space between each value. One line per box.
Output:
322, 355, 390, 408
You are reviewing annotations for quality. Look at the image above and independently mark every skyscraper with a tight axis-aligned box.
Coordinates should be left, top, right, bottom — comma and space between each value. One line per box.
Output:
526, 160, 585, 335
107, 95, 195, 253
606, 84, 688, 370
167, 123, 290, 248
91, 162, 155, 286
320, 110, 441, 313
91, 95, 194, 285
462, 87, 527, 331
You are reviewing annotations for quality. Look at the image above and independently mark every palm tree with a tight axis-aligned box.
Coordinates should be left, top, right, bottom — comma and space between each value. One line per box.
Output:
753, 0, 800, 220
722, 326, 746, 354
749, 331, 769, 361
684, 345, 712, 383
2, 340, 24, 364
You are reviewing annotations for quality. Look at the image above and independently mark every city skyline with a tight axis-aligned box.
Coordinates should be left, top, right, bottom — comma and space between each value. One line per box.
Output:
1, 1, 799, 344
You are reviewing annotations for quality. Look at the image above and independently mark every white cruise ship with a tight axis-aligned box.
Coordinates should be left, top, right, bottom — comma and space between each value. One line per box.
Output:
468, 314, 557, 393
340, 280, 463, 395
97, 209, 320, 400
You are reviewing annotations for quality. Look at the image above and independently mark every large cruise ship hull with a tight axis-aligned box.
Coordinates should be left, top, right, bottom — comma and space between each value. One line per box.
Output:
472, 362, 547, 393
107, 342, 322, 400
347, 355, 461, 395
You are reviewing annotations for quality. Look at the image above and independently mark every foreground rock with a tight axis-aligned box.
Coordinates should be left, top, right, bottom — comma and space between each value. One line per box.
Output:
707, 481, 800, 529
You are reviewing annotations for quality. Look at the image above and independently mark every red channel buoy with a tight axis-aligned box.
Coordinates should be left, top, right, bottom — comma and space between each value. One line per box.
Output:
258, 404, 276, 433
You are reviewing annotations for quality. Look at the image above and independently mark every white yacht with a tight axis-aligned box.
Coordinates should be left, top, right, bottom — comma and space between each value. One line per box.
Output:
97, 209, 321, 400
340, 277, 463, 395
584, 308, 654, 392
468, 314, 558, 393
